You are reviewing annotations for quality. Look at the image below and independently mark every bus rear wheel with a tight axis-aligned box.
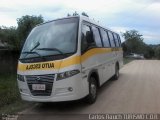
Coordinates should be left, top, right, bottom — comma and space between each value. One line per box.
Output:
86, 76, 97, 104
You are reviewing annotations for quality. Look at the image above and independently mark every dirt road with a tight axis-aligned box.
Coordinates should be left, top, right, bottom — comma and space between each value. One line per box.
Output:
18, 60, 160, 120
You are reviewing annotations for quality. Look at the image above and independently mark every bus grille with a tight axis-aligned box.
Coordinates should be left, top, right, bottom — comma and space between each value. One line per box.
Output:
26, 74, 55, 96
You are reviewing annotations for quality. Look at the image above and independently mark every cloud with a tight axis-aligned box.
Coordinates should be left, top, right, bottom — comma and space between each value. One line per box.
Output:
0, 0, 159, 44
0, 7, 17, 12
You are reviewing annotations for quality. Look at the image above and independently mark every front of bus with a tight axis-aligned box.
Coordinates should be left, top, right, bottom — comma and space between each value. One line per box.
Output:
17, 17, 88, 102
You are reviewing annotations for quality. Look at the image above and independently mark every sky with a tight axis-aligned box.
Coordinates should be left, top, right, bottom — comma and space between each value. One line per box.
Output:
0, 0, 160, 44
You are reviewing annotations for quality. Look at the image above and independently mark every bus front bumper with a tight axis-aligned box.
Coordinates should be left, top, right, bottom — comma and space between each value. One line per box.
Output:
18, 73, 89, 102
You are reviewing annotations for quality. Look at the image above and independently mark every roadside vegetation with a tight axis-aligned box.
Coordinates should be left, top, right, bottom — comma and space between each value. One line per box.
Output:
123, 58, 134, 64
0, 74, 33, 114
0, 15, 42, 113
122, 30, 160, 59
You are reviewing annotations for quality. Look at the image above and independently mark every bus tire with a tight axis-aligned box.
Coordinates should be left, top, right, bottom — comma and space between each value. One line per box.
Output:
113, 64, 119, 80
86, 76, 97, 104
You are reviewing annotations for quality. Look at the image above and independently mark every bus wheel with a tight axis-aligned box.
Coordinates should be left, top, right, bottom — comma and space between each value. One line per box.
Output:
113, 64, 119, 80
86, 76, 97, 104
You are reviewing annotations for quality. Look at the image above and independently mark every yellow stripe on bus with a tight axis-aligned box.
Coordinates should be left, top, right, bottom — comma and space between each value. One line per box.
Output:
81, 48, 112, 62
17, 48, 122, 71
59, 55, 80, 68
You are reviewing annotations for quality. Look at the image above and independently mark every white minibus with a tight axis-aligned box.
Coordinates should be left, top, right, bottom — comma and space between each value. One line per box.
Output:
17, 15, 123, 104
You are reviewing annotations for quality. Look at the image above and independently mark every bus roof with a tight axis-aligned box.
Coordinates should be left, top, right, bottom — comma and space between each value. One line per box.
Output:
37, 15, 118, 34
79, 15, 117, 33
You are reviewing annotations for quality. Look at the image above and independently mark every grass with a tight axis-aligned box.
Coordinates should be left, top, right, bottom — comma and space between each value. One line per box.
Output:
123, 57, 134, 64
0, 74, 33, 114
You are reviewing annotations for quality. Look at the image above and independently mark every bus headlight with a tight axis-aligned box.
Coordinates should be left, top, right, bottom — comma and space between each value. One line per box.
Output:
57, 70, 80, 80
17, 74, 25, 82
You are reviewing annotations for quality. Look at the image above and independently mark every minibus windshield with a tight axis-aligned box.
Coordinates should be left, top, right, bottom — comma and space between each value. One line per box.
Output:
20, 17, 78, 59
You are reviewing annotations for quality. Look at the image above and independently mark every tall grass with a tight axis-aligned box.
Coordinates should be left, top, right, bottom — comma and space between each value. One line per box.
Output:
0, 74, 32, 114
0, 74, 20, 108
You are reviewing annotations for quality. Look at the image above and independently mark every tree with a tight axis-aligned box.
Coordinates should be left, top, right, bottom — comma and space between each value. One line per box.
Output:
121, 42, 128, 56
0, 15, 44, 50
5, 27, 18, 50
122, 30, 146, 54
155, 46, 160, 60
0, 26, 6, 43
0, 26, 18, 50
17, 15, 44, 47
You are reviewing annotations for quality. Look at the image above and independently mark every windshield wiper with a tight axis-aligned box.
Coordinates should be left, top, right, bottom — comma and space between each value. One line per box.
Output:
30, 41, 40, 52
36, 48, 65, 55
22, 51, 45, 60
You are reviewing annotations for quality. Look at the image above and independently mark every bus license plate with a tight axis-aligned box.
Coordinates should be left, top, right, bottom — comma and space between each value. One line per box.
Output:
32, 84, 45, 90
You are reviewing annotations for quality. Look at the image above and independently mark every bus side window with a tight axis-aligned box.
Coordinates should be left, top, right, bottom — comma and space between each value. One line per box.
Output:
100, 29, 110, 47
92, 26, 103, 47
113, 33, 120, 47
108, 31, 116, 47
81, 24, 95, 53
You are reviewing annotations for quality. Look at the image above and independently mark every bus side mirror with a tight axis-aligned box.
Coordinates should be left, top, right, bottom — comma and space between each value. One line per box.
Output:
86, 31, 96, 48
81, 33, 88, 53
86, 31, 93, 44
